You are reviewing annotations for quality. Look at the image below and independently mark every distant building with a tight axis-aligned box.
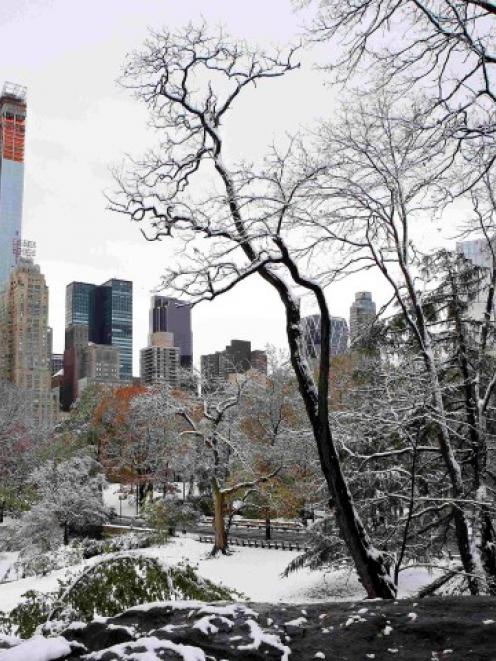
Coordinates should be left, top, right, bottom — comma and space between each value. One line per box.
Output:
0, 256, 58, 426
302, 314, 349, 359
62, 278, 132, 409
349, 292, 376, 344
201, 339, 267, 387
457, 237, 496, 322
80, 342, 120, 384
65, 281, 95, 327
140, 331, 180, 388
149, 296, 193, 368
0, 83, 27, 288
62, 324, 89, 409
51, 353, 63, 376
89, 279, 133, 381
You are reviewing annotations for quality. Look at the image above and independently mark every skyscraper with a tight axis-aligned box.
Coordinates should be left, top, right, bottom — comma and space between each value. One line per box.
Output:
62, 278, 133, 409
0, 83, 27, 287
0, 255, 58, 425
66, 281, 95, 326
89, 279, 133, 380
302, 314, 349, 359
349, 292, 377, 343
150, 296, 193, 368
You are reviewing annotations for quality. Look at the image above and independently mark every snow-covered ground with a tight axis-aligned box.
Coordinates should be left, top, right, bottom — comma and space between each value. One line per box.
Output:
0, 537, 440, 613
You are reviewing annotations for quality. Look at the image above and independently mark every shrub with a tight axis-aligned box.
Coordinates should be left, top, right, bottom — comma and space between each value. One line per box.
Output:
0, 555, 238, 638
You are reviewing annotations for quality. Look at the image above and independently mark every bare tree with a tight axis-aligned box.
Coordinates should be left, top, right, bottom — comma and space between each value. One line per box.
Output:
303, 0, 496, 141
315, 92, 496, 593
111, 24, 396, 597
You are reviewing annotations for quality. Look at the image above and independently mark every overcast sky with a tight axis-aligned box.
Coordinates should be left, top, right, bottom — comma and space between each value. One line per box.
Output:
0, 0, 443, 374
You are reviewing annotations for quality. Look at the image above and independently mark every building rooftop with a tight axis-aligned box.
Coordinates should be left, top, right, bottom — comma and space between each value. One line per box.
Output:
1, 82, 27, 103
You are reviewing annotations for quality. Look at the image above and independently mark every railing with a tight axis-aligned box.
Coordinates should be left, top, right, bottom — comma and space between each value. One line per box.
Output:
198, 535, 309, 552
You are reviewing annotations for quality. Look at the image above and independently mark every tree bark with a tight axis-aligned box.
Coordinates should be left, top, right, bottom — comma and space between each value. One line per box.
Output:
211, 479, 228, 555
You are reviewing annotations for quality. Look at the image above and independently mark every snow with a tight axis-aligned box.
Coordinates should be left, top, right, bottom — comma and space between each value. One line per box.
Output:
85, 636, 206, 661
1, 537, 445, 614
0, 635, 71, 660
0, 554, 18, 583
284, 616, 307, 627
237, 619, 291, 661
192, 614, 233, 635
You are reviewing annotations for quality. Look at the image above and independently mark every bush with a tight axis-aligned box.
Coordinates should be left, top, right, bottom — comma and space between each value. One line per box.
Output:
142, 499, 200, 537
79, 532, 156, 559
0, 555, 238, 638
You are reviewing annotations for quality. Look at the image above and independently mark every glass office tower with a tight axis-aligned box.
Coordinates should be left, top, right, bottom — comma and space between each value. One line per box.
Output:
89, 279, 133, 380
0, 83, 27, 287
65, 282, 95, 326
302, 313, 349, 359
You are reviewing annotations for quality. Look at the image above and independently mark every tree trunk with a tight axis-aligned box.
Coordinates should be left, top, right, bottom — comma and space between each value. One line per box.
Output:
63, 521, 69, 546
279, 288, 396, 599
216, 158, 395, 598
265, 508, 271, 541
0, 500, 4, 524
211, 480, 228, 555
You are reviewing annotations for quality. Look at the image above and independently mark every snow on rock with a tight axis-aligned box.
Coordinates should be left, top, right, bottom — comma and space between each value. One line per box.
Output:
0, 635, 72, 661
284, 616, 307, 627
84, 635, 206, 661
192, 614, 234, 635
237, 619, 291, 660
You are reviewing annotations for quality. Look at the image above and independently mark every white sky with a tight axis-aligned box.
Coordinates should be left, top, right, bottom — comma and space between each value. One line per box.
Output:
0, 0, 451, 374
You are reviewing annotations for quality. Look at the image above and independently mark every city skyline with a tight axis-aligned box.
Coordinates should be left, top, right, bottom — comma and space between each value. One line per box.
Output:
0, 0, 408, 375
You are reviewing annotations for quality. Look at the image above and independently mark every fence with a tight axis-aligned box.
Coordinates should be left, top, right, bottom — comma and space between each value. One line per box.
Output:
198, 535, 309, 552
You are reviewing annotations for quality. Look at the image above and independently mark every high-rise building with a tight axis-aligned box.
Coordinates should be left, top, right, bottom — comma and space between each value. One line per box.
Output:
149, 296, 193, 368
349, 292, 377, 343
62, 278, 132, 409
0, 83, 27, 288
0, 256, 58, 425
302, 314, 349, 359
140, 331, 180, 387
61, 323, 89, 409
66, 281, 95, 327
89, 279, 133, 380
201, 339, 267, 386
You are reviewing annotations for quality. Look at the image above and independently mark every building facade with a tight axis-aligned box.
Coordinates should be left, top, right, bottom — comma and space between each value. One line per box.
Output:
201, 339, 267, 387
62, 278, 132, 409
149, 296, 193, 368
349, 292, 377, 343
0, 83, 27, 288
302, 314, 349, 360
89, 279, 133, 380
65, 281, 95, 327
140, 331, 180, 387
80, 342, 120, 384
0, 258, 58, 426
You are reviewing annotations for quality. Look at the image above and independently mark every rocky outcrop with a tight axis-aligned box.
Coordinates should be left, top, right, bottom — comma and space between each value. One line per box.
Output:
3, 597, 496, 660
